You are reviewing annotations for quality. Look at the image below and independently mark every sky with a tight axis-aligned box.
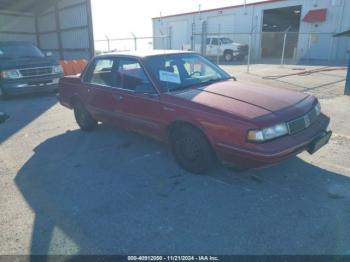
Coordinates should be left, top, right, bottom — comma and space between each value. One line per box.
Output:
91, 0, 266, 40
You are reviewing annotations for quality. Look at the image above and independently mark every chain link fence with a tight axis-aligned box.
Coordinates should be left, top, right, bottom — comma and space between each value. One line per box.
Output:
94, 35, 170, 55
187, 22, 349, 71
94, 29, 349, 71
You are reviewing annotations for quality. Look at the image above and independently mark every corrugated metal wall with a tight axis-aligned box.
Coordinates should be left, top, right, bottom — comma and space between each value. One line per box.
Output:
0, 0, 94, 60
37, 0, 94, 60
0, 11, 37, 43
37, 7, 59, 59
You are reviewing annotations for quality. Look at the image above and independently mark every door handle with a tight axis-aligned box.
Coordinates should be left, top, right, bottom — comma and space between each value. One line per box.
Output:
116, 95, 124, 101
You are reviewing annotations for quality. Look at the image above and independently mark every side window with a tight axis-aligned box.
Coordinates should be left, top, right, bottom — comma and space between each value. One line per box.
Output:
206, 38, 211, 45
116, 58, 152, 92
211, 38, 219, 45
87, 58, 115, 87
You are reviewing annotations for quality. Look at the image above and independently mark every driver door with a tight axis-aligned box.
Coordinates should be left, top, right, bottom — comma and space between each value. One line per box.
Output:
113, 57, 163, 138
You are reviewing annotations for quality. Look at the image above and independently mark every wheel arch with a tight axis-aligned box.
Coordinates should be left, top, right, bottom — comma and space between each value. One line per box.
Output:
167, 120, 217, 155
223, 49, 234, 54
167, 119, 219, 167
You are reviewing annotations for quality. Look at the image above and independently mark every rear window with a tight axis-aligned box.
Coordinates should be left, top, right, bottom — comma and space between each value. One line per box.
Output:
88, 59, 115, 87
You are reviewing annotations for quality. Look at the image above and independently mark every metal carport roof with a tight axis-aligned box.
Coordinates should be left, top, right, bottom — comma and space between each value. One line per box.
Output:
0, 0, 59, 13
334, 30, 350, 38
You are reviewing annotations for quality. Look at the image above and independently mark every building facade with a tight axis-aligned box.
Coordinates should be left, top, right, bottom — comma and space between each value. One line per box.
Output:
153, 0, 350, 63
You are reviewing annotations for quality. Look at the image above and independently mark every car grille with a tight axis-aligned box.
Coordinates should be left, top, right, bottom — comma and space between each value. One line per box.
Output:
19, 67, 53, 77
287, 106, 319, 135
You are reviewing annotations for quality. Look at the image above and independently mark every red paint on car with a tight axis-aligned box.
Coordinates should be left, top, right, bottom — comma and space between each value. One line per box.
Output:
58, 50, 331, 173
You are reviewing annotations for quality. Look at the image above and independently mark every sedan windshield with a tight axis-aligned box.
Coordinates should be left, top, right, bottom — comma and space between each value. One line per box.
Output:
0, 43, 45, 59
144, 53, 232, 92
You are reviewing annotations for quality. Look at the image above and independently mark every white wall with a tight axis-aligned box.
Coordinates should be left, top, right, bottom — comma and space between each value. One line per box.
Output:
153, 0, 350, 63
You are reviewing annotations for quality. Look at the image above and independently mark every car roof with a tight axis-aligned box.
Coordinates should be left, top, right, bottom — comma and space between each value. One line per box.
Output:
97, 49, 194, 59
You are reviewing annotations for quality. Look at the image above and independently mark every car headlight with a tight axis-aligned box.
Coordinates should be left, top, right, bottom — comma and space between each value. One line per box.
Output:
53, 65, 63, 74
315, 102, 321, 116
1, 69, 22, 79
248, 123, 289, 142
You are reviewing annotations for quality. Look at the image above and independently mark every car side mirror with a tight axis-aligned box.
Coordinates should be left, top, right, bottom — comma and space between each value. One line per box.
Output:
46, 52, 53, 57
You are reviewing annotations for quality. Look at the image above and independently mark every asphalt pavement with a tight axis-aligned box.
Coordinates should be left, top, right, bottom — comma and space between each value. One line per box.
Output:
0, 65, 349, 255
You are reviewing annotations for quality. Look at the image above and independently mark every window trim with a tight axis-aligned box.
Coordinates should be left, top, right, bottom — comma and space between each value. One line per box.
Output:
81, 55, 164, 95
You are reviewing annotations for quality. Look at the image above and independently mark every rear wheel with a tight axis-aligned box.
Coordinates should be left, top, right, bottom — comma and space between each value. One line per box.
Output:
74, 101, 97, 131
170, 125, 216, 174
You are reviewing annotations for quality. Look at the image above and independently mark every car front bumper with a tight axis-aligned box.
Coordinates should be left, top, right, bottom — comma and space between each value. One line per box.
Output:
1, 76, 61, 96
215, 114, 331, 169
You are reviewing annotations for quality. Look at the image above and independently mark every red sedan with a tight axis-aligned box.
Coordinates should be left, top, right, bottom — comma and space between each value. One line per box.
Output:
58, 50, 332, 173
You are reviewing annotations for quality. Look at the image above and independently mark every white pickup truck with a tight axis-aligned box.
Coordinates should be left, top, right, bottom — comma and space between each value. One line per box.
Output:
183, 37, 249, 62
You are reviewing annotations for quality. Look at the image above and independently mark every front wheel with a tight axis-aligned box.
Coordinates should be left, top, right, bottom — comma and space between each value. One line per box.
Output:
74, 102, 97, 131
223, 51, 234, 62
170, 125, 216, 174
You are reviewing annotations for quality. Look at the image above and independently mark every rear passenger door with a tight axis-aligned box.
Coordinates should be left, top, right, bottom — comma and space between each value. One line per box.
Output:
83, 57, 124, 124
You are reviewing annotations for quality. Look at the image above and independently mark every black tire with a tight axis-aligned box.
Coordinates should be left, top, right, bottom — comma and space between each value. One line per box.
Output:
223, 51, 234, 62
170, 125, 216, 174
74, 101, 97, 131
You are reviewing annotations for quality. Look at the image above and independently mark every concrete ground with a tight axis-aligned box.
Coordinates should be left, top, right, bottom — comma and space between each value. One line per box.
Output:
0, 64, 349, 255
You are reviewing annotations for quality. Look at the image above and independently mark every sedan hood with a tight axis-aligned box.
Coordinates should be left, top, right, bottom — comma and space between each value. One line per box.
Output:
174, 80, 311, 121
200, 81, 308, 111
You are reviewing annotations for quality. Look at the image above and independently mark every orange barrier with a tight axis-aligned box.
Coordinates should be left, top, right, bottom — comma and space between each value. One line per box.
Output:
59, 59, 88, 76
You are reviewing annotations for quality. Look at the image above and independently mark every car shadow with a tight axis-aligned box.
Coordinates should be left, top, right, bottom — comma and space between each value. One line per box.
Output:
15, 125, 350, 255
0, 93, 57, 144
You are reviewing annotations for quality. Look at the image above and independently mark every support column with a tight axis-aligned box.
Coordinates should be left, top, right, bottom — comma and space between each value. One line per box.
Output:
345, 57, 350, 96
54, 3, 64, 60
86, 0, 95, 58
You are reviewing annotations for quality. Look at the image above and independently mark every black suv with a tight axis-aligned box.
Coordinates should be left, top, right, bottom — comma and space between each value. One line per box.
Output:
0, 41, 63, 99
